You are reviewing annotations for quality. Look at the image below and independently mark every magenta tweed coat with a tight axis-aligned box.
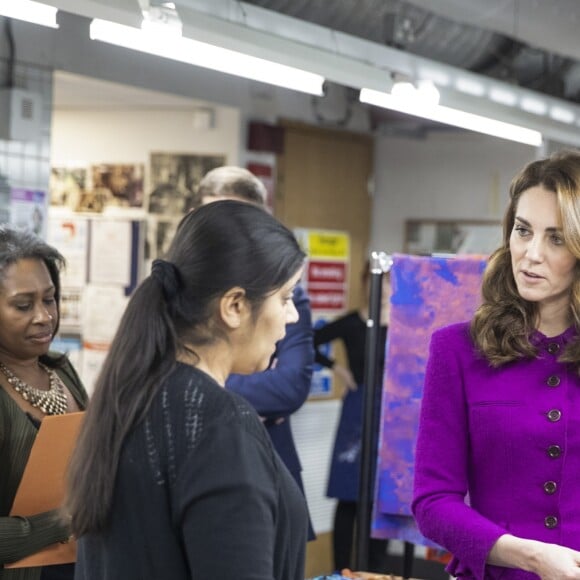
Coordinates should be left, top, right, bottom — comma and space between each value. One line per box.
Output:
412, 322, 580, 580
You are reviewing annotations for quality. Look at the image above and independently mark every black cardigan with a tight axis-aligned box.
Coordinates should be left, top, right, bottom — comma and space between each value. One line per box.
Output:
0, 355, 88, 580
75, 363, 308, 580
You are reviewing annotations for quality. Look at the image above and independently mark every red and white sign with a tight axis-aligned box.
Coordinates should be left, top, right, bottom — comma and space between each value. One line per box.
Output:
308, 287, 346, 311
306, 260, 347, 312
294, 228, 350, 314
307, 260, 346, 284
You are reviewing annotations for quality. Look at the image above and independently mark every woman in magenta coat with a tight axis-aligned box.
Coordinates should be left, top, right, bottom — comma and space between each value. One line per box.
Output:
412, 150, 580, 580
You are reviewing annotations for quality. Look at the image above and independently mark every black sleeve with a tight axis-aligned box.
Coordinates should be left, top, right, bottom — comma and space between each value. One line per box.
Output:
313, 313, 353, 369
174, 419, 279, 579
0, 509, 71, 564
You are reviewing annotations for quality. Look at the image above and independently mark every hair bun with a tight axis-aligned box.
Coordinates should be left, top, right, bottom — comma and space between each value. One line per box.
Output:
151, 259, 182, 300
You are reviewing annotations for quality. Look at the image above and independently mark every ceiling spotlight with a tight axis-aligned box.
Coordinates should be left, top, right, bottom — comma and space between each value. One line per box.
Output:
391, 79, 440, 106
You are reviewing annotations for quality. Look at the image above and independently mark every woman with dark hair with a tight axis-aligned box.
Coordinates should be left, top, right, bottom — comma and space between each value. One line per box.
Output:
67, 200, 308, 580
413, 150, 580, 579
0, 225, 87, 580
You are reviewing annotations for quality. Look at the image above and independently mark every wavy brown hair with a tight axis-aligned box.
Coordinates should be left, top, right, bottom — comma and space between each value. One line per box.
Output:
471, 149, 580, 368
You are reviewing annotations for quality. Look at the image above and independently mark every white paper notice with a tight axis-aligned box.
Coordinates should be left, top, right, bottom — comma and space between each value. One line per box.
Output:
47, 216, 89, 287
89, 220, 132, 286
82, 284, 128, 343
59, 288, 84, 331
80, 343, 109, 397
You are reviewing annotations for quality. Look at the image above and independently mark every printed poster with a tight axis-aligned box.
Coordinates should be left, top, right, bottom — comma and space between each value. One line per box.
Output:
10, 189, 47, 238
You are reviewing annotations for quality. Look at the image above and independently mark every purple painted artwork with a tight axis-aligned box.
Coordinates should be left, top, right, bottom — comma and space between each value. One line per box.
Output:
371, 253, 487, 544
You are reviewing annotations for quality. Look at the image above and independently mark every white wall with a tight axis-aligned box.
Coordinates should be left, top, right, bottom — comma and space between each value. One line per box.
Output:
50, 100, 547, 273
51, 107, 240, 183
370, 131, 539, 254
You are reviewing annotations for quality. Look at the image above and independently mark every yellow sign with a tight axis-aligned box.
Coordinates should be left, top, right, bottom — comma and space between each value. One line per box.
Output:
296, 229, 350, 259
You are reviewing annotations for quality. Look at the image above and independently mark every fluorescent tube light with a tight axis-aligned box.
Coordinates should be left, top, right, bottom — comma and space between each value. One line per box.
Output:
0, 0, 58, 28
416, 80, 440, 105
455, 78, 485, 97
521, 96, 548, 116
391, 82, 416, 99
417, 68, 450, 88
360, 88, 542, 147
90, 18, 325, 96
489, 87, 518, 107
391, 80, 440, 106
549, 106, 575, 124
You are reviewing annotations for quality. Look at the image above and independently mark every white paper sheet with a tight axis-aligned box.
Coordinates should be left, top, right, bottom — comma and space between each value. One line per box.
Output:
89, 220, 132, 286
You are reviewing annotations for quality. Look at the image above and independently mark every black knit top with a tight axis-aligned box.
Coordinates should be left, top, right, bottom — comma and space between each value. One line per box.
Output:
75, 363, 308, 580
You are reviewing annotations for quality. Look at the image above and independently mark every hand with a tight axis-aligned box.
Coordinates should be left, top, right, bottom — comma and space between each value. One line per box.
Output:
531, 542, 580, 579
490, 535, 580, 580
333, 364, 357, 392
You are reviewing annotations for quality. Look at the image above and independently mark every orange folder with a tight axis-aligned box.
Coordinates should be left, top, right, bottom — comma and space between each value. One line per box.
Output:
6, 411, 85, 569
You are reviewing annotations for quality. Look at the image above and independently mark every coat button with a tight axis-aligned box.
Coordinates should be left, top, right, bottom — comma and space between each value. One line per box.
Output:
547, 444, 562, 458
547, 409, 562, 422
544, 515, 558, 528
547, 343, 560, 354
543, 481, 557, 494
547, 375, 560, 387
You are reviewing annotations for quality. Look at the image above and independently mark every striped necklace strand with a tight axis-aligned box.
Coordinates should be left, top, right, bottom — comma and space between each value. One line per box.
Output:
0, 362, 68, 415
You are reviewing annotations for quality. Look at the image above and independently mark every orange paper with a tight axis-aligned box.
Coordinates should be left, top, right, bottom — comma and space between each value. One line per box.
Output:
6, 411, 85, 569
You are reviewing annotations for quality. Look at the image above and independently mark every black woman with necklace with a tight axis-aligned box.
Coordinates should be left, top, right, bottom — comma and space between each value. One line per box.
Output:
0, 225, 88, 580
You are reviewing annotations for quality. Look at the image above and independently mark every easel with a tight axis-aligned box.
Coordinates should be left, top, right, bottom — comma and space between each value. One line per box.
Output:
354, 251, 415, 578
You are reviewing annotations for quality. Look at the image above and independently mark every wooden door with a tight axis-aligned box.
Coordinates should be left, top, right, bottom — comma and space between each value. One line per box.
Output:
274, 121, 374, 577
275, 120, 373, 311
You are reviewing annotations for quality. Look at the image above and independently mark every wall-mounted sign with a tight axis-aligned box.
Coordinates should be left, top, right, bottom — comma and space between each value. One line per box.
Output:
294, 228, 350, 398
295, 228, 350, 314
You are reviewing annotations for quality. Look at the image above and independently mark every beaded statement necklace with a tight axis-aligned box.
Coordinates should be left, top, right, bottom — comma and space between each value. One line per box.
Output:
0, 362, 68, 415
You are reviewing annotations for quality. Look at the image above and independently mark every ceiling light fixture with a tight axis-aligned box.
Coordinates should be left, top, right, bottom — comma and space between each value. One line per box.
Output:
391, 79, 440, 106
489, 87, 518, 107
520, 96, 548, 116
455, 77, 486, 97
360, 88, 542, 147
0, 0, 58, 28
89, 18, 325, 96
549, 106, 575, 124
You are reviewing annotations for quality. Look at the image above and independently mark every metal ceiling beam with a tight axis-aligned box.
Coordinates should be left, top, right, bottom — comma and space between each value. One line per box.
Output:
177, 0, 580, 146
405, 0, 580, 62
41, 0, 580, 145
49, 0, 142, 27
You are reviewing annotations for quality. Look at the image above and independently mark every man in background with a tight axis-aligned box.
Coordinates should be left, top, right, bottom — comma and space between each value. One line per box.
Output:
196, 166, 315, 540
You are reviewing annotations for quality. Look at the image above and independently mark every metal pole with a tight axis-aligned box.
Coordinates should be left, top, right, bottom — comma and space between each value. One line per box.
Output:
354, 251, 391, 571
